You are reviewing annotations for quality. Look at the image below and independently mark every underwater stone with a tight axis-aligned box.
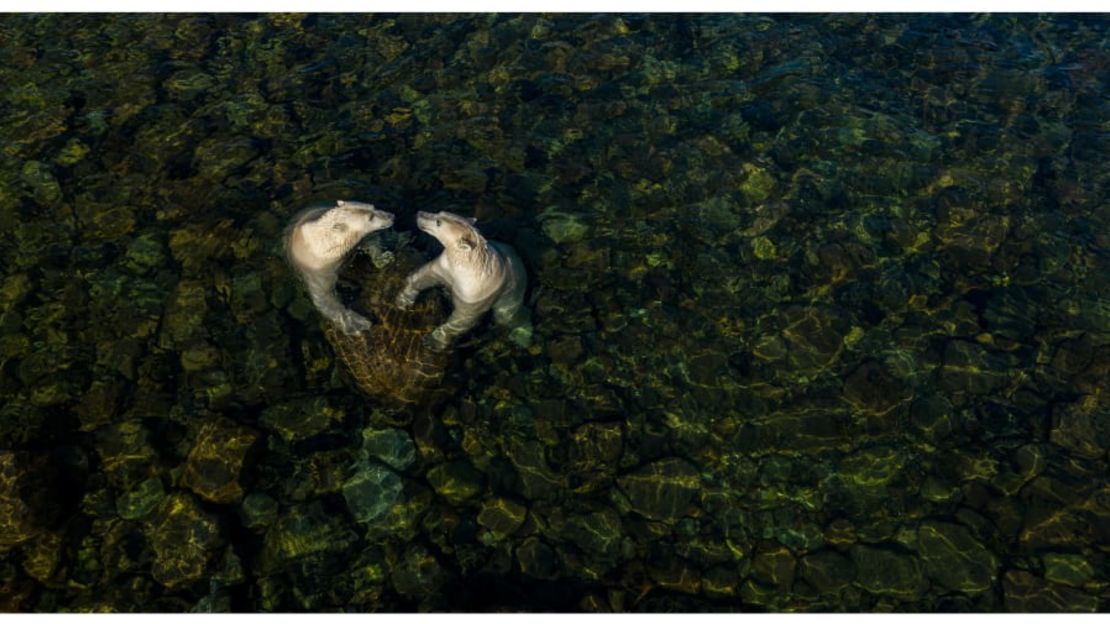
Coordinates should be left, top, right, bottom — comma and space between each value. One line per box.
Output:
517, 537, 561, 580
781, 305, 846, 371
507, 438, 563, 500
123, 233, 167, 276
842, 360, 909, 415
565, 508, 624, 562
539, 209, 589, 244
701, 565, 740, 599
181, 417, 260, 505
0, 452, 55, 551
799, 549, 856, 594
477, 497, 528, 540
116, 477, 166, 520
838, 446, 905, 488
426, 460, 484, 505
1042, 553, 1094, 588
569, 421, 624, 473
1049, 401, 1104, 460
240, 492, 279, 530
909, 394, 954, 442
1003, 570, 1099, 612
939, 340, 1009, 396
751, 235, 777, 260
260, 501, 358, 571
342, 461, 403, 524
259, 397, 344, 443
546, 335, 585, 366
21, 161, 62, 203
740, 164, 776, 204
917, 520, 998, 594
617, 458, 700, 522
752, 545, 796, 591
148, 492, 223, 589
362, 427, 416, 471
850, 545, 927, 600
392, 545, 451, 599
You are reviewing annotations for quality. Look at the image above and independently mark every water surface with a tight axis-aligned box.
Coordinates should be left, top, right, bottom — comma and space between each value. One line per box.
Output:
0, 13, 1108, 612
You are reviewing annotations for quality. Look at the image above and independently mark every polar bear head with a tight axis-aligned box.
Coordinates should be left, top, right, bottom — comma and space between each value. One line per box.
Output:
416, 210, 484, 255
287, 200, 395, 271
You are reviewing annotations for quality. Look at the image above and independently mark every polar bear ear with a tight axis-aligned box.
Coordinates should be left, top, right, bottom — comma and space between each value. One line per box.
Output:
336, 200, 346, 206
467, 217, 478, 224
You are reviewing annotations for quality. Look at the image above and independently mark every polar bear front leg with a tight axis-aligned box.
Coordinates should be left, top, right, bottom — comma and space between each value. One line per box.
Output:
309, 288, 373, 335
493, 295, 532, 348
396, 261, 441, 309
424, 302, 486, 351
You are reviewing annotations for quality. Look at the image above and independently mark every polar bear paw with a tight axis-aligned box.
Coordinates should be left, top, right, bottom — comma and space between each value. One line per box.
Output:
422, 328, 451, 352
395, 288, 417, 310
335, 309, 373, 335
508, 324, 533, 349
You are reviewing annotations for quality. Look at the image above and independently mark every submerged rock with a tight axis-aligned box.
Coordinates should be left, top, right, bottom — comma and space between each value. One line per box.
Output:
617, 458, 700, 522
917, 520, 998, 594
342, 461, 403, 524
477, 497, 528, 540
0, 452, 57, 552
799, 549, 856, 594
1003, 570, 1099, 612
116, 477, 166, 520
426, 460, 484, 505
147, 492, 223, 589
181, 417, 260, 505
516, 537, 561, 580
362, 428, 416, 471
850, 545, 927, 600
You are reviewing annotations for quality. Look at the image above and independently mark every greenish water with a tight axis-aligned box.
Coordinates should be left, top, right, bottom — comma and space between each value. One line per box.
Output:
0, 13, 1108, 612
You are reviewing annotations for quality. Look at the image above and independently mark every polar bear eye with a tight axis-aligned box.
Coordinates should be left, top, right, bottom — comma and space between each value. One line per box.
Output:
332, 222, 349, 233
436, 219, 442, 226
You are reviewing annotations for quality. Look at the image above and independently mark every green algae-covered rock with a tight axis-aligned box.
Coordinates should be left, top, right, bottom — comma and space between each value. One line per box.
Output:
517, 537, 561, 580
850, 545, 927, 600
0, 452, 55, 551
617, 458, 700, 522
426, 459, 484, 505
842, 360, 909, 416
507, 438, 564, 500
391, 545, 451, 600
240, 492, 279, 530
1003, 570, 1099, 612
838, 446, 906, 489
917, 520, 998, 594
362, 428, 416, 471
123, 233, 168, 276
800, 549, 856, 594
116, 477, 166, 520
939, 340, 1010, 396
1042, 553, 1094, 588
259, 397, 344, 443
260, 501, 358, 573
181, 417, 260, 505
342, 461, 403, 524
147, 492, 223, 589
780, 305, 848, 372
564, 508, 624, 562
477, 497, 528, 540
752, 544, 797, 591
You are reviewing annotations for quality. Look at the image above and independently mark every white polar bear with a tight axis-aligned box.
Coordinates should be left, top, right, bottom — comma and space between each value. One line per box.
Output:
284, 200, 394, 335
396, 211, 532, 351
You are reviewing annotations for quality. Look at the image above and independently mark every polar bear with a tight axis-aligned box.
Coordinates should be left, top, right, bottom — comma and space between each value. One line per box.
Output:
396, 211, 532, 351
284, 200, 395, 335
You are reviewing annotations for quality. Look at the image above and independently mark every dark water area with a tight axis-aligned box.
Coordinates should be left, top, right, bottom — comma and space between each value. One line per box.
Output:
0, 13, 1108, 612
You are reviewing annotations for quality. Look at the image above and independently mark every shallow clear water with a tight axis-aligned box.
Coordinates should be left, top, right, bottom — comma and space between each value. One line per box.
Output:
0, 13, 1108, 612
